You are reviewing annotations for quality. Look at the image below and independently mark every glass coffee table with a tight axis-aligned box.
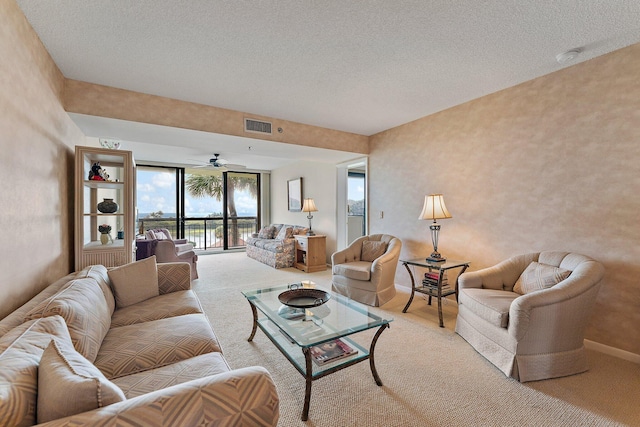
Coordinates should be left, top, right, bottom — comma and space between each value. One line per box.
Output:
242, 284, 393, 421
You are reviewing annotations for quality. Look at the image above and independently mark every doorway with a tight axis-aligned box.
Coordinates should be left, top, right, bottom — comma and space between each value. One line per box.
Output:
336, 158, 368, 250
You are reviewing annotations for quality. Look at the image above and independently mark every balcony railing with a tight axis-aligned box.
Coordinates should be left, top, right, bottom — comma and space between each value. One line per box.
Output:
138, 217, 258, 250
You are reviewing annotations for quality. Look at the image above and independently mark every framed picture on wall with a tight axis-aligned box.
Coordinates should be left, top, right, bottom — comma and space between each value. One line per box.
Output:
288, 177, 303, 211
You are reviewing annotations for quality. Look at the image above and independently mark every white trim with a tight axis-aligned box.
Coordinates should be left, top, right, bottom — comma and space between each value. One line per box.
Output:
584, 339, 640, 364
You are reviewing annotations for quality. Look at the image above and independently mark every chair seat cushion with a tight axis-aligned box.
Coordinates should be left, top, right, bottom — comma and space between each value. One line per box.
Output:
333, 261, 372, 281
459, 288, 519, 328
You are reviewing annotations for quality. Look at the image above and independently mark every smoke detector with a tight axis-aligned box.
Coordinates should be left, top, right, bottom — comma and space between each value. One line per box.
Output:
556, 48, 582, 64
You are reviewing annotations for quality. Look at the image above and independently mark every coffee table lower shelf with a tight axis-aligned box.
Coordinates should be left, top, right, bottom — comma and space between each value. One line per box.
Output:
247, 309, 389, 421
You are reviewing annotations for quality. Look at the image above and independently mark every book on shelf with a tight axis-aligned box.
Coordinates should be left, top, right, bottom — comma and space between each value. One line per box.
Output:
309, 338, 357, 366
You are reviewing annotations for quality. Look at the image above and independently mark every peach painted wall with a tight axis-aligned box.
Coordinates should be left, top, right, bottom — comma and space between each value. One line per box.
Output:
0, 0, 86, 318
369, 43, 640, 355
64, 79, 369, 155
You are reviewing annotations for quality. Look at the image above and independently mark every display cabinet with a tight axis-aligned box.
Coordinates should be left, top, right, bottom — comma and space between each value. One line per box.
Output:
74, 146, 135, 270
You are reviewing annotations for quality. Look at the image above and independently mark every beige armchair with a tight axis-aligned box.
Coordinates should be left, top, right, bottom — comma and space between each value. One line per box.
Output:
455, 251, 604, 382
331, 234, 402, 306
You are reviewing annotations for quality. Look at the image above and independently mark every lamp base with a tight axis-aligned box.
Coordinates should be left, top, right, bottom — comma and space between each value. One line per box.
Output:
426, 252, 446, 263
306, 231, 316, 236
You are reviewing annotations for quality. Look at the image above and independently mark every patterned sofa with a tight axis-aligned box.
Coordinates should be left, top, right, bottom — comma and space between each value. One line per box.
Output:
0, 257, 279, 426
246, 224, 308, 268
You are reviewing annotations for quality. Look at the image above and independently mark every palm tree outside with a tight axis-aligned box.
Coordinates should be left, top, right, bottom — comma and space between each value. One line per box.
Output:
185, 171, 258, 247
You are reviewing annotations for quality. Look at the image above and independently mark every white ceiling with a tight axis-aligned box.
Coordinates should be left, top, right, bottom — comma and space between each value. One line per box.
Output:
17, 1, 640, 168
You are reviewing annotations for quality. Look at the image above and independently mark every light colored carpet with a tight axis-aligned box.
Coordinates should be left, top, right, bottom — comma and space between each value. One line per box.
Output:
191, 252, 640, 426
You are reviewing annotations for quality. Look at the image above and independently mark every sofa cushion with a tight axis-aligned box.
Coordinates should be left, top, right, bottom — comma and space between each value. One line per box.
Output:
111, 290, 203, 328
24, 279, 111, 362
513, 261, 571, 295
333, 261, 372, 281
113, 352, 230, 398
37, 338, 126, 424
275, 225, 294, 240
258, 225, 277, 239
459, 289, 519, 328
108, 256, 160, 308
95, 314, 222, 379
361, 240, 387, 262
0, 316, 71, 427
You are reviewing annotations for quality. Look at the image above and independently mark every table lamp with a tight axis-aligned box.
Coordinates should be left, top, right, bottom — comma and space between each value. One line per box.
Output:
419, 194, 452, 262
302, 198, 318, 236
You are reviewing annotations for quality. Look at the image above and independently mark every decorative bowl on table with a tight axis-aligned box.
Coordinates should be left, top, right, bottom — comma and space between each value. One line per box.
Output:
278, 288, 330, 308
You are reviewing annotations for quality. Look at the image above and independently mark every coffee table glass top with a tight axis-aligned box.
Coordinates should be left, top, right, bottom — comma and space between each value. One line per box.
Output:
242, 284, 393, 348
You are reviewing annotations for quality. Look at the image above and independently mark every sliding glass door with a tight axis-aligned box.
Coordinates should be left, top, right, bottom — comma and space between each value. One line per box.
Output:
137, 166, 260, 250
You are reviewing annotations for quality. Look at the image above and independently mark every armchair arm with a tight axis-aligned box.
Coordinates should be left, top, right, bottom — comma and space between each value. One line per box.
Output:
157, 262, 192, 294
37, 367, 280, 427
370, 239, 402, 285
173, 238, 188, 244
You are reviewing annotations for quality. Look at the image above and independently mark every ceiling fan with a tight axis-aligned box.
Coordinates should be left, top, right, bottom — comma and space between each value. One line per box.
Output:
190, 154, 246, 172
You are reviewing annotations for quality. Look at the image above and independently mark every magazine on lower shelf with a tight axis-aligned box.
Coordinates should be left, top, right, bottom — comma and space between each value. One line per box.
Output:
309, 338, 357, 365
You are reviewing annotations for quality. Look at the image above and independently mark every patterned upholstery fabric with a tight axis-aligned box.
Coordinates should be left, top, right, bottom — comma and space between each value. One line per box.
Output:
95, 314, 222, 379
157, 262, 192, 294
36, 368, 279, 427
258, 225, 277, 239
24, 279, 111, 362
113, 352, 230, 397
0, 270, 84, 338
246, 224, 299, 268
37, 338, 126, 424
275, 226, 294, 240
513, 261, 571, 295
110, 290, 203, 328
0, 316, 71, 427
75, 265, 115, 316
1, 260, 280, 426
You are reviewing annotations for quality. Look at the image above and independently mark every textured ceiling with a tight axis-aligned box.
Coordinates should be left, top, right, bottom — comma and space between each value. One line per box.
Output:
17, 1, 640, 165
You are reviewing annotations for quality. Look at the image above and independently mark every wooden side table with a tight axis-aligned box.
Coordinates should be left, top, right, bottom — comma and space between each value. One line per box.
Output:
294, 235, 327, 272
400, 258, 470, 327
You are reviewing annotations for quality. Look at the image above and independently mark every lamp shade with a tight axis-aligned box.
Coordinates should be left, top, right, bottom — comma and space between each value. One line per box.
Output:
419, 194, 452, 221
302, 198, 318, 213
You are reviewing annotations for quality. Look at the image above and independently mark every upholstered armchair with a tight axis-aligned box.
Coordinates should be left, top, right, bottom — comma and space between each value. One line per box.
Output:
145, 228, 194, 253
455, 251, 604, 382
331, 234, 402, 306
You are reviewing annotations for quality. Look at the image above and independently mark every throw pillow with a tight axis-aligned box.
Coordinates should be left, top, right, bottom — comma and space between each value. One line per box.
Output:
275, 226, 294, 240
37, 338, 126, 424
152, 230, 168, 240
513, 261, 571, 295
258, 225, 276, 239
108, 256, 159, 309
361, 240, 387, 262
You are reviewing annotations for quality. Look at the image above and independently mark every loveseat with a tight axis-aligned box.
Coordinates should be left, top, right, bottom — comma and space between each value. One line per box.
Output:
246, 224, 308, 268
0, 256, 279, 426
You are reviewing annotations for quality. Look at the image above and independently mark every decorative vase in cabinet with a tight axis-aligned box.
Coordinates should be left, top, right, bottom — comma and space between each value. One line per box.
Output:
97, 198, 118, 214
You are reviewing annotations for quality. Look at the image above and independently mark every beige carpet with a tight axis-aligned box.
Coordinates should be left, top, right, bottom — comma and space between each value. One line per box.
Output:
191, 252, 640, 427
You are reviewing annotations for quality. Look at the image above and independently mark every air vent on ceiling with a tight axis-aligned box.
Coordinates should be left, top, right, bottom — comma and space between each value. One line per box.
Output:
244, 118, 272, 135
